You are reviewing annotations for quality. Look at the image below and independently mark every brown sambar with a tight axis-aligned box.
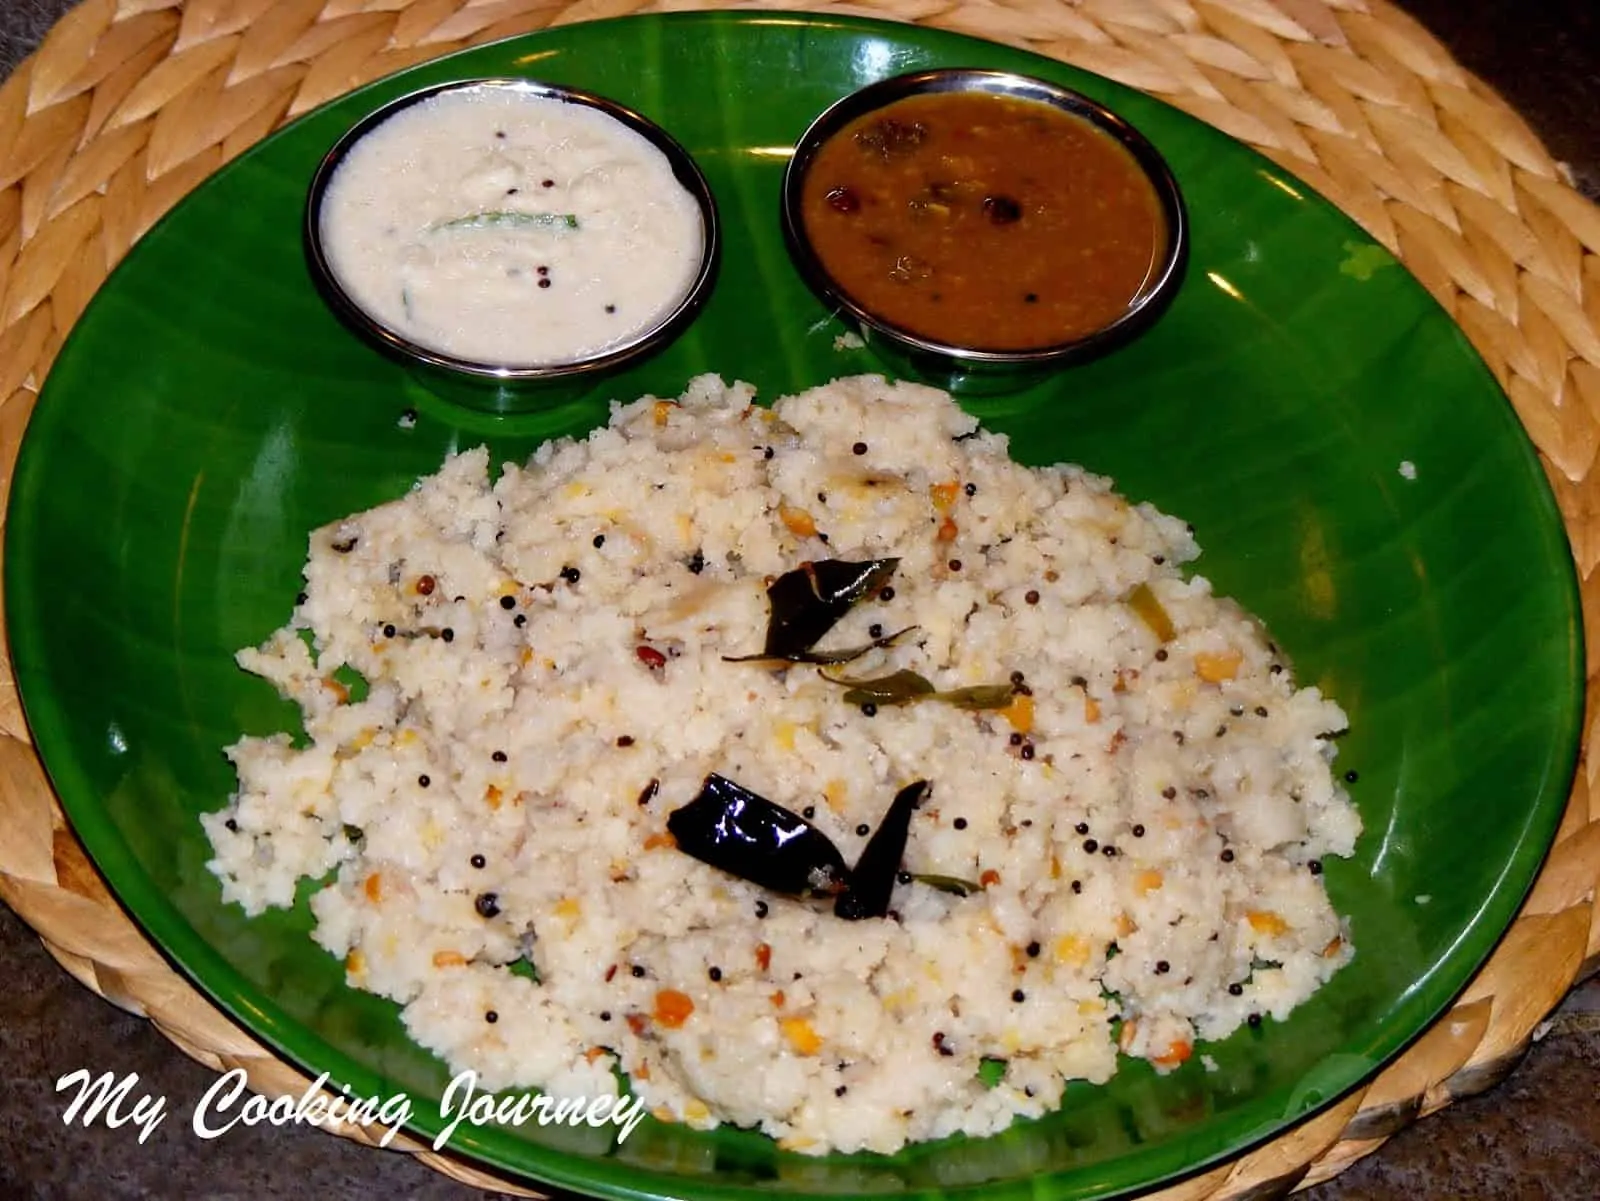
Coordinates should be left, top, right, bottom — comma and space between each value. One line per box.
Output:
799, 91, 1167, 352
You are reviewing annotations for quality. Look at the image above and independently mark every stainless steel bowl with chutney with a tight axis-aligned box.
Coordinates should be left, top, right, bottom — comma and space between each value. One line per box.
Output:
306, 78, 720, 413
782, 69, 1187, 394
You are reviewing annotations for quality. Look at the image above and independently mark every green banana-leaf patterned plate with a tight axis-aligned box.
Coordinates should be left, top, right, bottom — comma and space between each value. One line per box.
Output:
3, 12, 1581, 1201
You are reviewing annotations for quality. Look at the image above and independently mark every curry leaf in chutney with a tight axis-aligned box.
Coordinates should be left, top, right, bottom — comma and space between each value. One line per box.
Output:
429, 210, 581, 232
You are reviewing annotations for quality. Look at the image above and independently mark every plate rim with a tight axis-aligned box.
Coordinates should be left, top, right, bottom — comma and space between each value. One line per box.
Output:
3, 9, 1586, 1200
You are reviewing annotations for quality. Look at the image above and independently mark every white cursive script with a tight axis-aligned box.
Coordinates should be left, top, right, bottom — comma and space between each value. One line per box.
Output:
54, 1063, 649, 1152
432, 1071, 649, 1151
55, 1070, 168, 1144
193, 1068, 412, 1148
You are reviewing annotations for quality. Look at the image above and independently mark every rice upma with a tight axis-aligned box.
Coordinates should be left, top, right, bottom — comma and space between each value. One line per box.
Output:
205, 374, 1359, 1154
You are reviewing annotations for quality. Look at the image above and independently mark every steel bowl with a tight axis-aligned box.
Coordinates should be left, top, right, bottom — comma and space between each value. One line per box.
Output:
306, 78, 720, 413
781, 68, 1187, 395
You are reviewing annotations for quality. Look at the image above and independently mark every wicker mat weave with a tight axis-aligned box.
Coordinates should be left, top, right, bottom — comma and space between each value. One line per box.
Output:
1, 0, 1598, 1196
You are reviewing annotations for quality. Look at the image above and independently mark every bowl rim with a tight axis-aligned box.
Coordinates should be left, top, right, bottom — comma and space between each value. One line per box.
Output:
780, 67, 1190, 368
303, 76, 721, 382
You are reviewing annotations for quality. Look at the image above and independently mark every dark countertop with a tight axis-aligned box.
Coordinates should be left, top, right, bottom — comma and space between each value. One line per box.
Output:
2, 2, 1597, 1197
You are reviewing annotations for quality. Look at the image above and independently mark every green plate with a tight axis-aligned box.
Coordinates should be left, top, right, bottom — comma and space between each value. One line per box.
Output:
4, 11, 1582, 1201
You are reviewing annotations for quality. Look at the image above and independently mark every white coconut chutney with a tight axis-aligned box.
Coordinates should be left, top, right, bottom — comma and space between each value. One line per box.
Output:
318, 84, 706, 367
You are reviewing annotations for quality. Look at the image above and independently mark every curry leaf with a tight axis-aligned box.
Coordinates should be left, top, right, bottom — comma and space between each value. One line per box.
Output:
911, 873, 983, 897
937, 684, 1018, 710
831, 668, 936, 707
430, 211, 580, 232
821, 669, 1017, 712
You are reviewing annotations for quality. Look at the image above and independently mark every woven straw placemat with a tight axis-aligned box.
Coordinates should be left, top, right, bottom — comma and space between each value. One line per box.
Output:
1, 0, 1597, 1196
